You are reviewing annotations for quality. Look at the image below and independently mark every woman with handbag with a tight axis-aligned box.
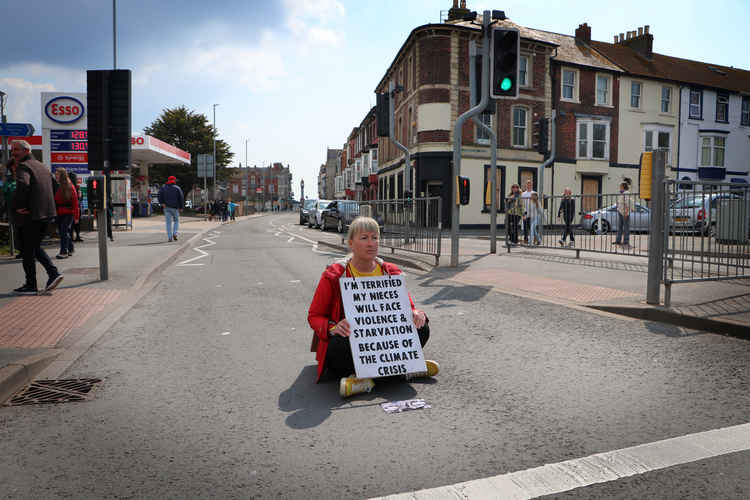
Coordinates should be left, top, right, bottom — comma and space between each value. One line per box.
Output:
53, 167, 78, 259
308, 216, 439, 397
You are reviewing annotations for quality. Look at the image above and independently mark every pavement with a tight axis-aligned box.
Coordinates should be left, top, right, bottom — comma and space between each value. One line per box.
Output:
2, 213, 747, 404
0, 213, 263, 403
309, 222, 750, 338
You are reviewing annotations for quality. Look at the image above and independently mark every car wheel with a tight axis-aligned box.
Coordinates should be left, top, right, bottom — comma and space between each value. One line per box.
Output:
592, 220, 610, 234
702, 222, 716, 238
307, 219, 313, 228
321, 218, 327, 231
337, 220, 344, 233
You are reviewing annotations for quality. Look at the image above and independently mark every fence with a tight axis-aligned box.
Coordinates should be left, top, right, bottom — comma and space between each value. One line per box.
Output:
339, 197, 442, 264
661, 179, 750, 305
505, 191, 649, 258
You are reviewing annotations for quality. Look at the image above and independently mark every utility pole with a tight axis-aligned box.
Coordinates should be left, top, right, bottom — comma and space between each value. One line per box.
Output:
451, 11, 491, 266
113, 0, 117, 69
0, 91, 7, 166
212, 103, 219, 201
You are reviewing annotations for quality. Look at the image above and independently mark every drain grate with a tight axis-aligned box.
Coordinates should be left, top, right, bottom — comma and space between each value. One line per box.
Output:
5, 378, 102, 406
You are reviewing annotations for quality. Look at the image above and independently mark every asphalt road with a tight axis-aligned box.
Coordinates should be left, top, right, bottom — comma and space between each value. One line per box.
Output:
1, 213, 749, 499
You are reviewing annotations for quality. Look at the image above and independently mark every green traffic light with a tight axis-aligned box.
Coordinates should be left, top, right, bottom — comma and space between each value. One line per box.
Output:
500, 77, 512, 92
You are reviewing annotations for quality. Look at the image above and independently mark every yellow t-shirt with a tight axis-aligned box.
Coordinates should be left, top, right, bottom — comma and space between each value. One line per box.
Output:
348, 262, 383, 277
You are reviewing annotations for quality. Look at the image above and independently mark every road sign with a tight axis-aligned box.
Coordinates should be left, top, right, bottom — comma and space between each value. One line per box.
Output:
0, 123, 35, 137
197, 154, 214, 178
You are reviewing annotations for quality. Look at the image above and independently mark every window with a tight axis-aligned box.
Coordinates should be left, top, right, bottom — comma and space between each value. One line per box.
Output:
644, 126, 672, 165
742, 96, 750, 126
576, 119, 610, 160
700, 135, 726, 167
519, 56, 529, 87
512, 107, 528, 147
631, 81, 642, 108
689, 89, 703, 119
562, 69, 577, 100
596, 74, 611, 106
476, 111, 492, 145
716, 93, 729, 123
661, 86, 672, 113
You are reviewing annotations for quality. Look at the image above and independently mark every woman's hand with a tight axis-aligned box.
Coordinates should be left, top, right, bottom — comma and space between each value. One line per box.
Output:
330, 319, 351, 337
412, 309, 426, 329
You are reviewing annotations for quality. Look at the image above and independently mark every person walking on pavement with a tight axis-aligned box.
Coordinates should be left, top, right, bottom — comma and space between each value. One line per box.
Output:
53, 167, 79, 259
505, 183, 523, 246
521, 179, 534, 244
615, 180, 633, 249
2, 158, 24, 259
528, 192, 543, 246
9, 140, 63, 294
158, 176, 184, 242
68, 172, 83, 242
558, 187, 576, 247
308, 216, 439, 398
228, 199, 237, 221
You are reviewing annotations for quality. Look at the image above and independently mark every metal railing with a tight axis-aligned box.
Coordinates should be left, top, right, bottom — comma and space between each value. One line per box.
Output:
344, 197, 442, 264
662, 179, 750, 303
505, 191, 649, 258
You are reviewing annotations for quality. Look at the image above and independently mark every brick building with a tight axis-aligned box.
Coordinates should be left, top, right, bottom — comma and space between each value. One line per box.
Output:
227, 162, 292, 210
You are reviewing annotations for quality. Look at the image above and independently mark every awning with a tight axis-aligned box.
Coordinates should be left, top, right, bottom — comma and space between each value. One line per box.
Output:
131, 135, 190, 165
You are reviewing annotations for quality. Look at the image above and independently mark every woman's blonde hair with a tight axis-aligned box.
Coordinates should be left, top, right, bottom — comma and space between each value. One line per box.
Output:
346, 216, 380, 241
56, 167, 73, 202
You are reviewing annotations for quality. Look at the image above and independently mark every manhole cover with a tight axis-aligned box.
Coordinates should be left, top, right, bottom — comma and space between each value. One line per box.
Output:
5, 378, 102, 406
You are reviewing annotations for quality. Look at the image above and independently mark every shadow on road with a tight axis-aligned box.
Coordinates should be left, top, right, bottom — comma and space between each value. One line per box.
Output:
279, 365, 424, 429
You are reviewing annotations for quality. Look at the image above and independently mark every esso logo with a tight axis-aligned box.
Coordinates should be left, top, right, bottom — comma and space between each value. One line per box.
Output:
131, 136, 145, 145
45, 96, 85, 124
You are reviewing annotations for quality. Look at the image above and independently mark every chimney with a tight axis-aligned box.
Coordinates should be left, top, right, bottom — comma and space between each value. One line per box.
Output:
447, 0, 470, 21
616, 25, 654, 59
575, 22, 591, 45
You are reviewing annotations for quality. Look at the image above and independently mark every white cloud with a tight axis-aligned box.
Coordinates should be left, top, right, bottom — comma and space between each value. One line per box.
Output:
284, 0, 346, 21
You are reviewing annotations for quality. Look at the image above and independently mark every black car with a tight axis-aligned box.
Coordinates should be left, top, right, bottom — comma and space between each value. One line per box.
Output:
320, 200, 360, 233
299, 198, 317, 225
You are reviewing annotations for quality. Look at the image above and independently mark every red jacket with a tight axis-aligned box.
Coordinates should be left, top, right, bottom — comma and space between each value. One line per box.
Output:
55, 185, 80, 220
307, 259, 415, 382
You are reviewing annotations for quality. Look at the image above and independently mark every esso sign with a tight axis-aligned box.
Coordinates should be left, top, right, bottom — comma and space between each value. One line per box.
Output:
45, 96, 85, 124
131, 136, 145, 145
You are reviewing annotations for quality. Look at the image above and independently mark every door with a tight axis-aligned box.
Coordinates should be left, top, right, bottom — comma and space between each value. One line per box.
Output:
581, 176, 600, 218
426, 182, 442, 227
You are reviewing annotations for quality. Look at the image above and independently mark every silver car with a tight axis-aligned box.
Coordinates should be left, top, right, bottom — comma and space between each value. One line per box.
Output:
307, 199, 332, 228
669, 192, 743, 236
582, 203, 651, 234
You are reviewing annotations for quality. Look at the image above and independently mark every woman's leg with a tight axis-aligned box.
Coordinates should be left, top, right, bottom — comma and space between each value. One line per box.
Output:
324, 336, 355, 378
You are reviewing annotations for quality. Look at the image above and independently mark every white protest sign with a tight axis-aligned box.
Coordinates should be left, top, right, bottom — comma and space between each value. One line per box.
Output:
340, 275, 427, 379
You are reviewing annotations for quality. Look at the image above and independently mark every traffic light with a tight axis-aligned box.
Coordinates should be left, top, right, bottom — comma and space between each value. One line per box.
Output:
87, 175, 106, 210
376, 92, 390, 137
490, 27, 520, 99
456, 176, 470, 205
536, 118, 549, 154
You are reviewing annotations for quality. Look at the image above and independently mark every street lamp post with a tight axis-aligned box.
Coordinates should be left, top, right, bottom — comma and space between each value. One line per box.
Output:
212, 103, 219, 201
245, 139, 250, 209
0, 91, 7, 166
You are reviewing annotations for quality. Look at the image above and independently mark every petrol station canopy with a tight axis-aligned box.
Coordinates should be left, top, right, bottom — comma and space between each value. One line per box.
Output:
131, 135, 191, 166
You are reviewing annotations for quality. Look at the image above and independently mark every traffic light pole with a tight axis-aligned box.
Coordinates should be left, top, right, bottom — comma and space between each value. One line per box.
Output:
388, 80, 411, 195
537, 110, 556, 240
451, 11, 491, 266
469, 39, 498, 254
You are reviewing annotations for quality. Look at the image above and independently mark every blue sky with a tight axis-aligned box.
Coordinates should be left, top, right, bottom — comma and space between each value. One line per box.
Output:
2, 0, 749, 198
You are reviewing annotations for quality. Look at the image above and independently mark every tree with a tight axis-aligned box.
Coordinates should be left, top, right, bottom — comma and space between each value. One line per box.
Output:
143, 106, 234, 196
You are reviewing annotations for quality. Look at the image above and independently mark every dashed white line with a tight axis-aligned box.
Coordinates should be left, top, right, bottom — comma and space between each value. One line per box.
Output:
374, 421, 750, 500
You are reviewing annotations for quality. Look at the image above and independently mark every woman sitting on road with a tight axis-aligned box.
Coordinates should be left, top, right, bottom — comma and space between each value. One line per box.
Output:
307, 216, 439, 397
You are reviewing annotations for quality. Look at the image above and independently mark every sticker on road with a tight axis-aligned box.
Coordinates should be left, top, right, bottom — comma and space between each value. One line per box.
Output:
381, 399, 431, 414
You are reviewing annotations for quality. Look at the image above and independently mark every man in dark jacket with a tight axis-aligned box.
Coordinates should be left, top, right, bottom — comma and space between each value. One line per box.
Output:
557, 188, 576, 247
157, 175, 184, 241
10, 140, 63, 294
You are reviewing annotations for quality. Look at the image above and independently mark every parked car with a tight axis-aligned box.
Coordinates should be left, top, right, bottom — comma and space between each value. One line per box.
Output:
669, 192, 744, 236
320, 200, 360, 233
307, 199, 332, 228
582, 203, 651, 234
299, 198, 317, 225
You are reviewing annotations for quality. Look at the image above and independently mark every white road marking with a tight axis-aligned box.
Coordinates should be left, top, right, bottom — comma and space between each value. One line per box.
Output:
220, 331, 231, 336
257, 282, 264, 285
374, 421, 750, 500
289, 280, 301, 284
288, 236, 295, 243
177, 234, 218, 266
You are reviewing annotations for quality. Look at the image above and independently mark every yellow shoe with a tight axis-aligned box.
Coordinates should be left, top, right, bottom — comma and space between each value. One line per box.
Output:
405, 360, 440, 380
339, 375, 375, 397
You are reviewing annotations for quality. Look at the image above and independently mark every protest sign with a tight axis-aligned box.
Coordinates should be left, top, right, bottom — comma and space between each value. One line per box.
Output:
339, 275, 427, 379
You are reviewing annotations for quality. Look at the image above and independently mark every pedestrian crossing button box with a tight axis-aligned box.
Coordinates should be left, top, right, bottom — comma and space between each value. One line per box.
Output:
87, 175, 106, 210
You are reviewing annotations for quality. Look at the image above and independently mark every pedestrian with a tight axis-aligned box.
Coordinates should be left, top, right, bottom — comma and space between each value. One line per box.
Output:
68, 172, 83, 242
9, 139, 63, 294
307, 216, 439, 397
528, 192, 543, 246
219, 199, 228, 223
521, 179, 534, 243
2, 158, 23, 259
228, 199, 237, 221
158, 176, 184, 242
505, 183, 523, 246
615, 180, 632, 248
53, 167, 79, 259
557, 187, 576, 247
